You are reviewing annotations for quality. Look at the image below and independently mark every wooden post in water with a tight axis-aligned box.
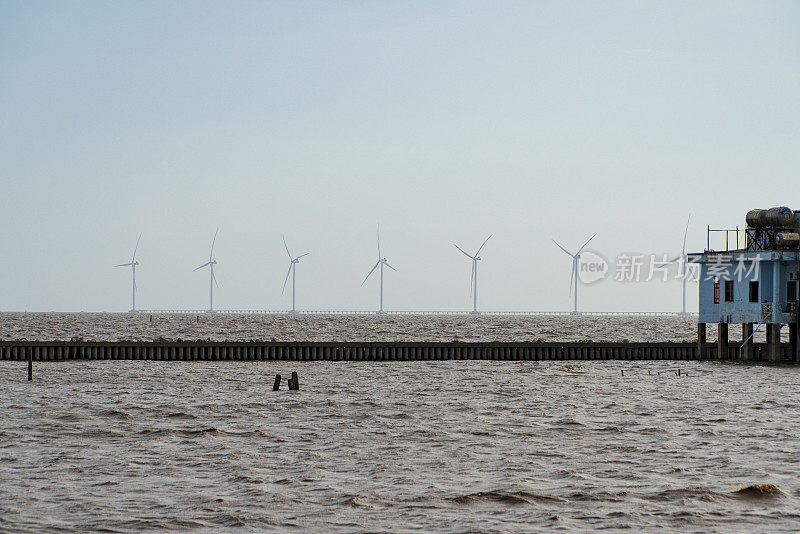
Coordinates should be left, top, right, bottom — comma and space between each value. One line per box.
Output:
27, 349, 32, 381
288, 372, 299, 390
273, 374, 281, 391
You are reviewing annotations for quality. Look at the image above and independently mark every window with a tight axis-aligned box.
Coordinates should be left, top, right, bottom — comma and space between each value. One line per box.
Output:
713, 277, 720, 304
724, 280, 734, 302
749, 281, 759, 303
788, 281, 798, 302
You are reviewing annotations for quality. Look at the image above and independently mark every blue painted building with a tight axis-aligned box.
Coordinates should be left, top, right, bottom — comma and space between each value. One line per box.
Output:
688, 207, 799, 362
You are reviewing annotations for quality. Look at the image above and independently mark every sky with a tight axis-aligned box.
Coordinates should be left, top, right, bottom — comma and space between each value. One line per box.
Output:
1, 0, 799, 312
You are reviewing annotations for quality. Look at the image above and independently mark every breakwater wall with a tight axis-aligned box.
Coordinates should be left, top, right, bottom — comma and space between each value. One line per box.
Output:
0, 341, 797, 362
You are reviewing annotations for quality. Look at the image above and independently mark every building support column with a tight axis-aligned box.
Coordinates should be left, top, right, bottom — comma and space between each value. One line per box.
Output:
766, 323, 781, 363
717, 323, 728, 361
742, 323, 753, 363
791, 322, 799, 364
697, 323, 706, 360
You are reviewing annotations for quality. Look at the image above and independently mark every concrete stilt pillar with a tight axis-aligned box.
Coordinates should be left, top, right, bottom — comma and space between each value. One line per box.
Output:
790, 323, 798, 363
697, 323, 707, 360
742, 323, 753, 362
767, 324, 781, 363
717, 323, 728, 361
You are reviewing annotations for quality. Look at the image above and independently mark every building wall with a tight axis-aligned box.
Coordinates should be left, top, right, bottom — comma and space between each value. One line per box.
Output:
695, 252, 799, 324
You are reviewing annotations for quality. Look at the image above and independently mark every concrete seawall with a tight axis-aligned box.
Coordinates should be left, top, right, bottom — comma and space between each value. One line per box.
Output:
0, 341, 796, 362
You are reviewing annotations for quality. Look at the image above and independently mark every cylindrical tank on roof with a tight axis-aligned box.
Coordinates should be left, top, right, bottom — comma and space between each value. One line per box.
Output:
746, 206, 794, 227
746, 209, 767, 227
776, 232, 800, 249
766, 206, 794, 227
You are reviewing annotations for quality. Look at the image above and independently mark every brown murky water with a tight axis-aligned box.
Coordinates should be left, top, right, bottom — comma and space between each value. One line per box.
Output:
2, 314, 798, 531
2, 361, 800, 531
1, 312, 705, 342
1, 312, 785, 343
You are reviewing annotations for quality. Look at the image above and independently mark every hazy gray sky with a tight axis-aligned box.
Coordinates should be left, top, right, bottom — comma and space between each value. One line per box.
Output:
1, 1, 798, 312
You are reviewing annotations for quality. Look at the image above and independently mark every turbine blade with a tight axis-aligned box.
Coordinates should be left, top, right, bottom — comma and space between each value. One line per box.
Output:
576, 234, 596, 256
283, 235, 292, 260
552, 239, 574, 257
212, 270, 219, 288
569, 259, 575, 297
654, 257, 681, 268
282, 263, 292, 294
132, 233, 142, 262
469, 260, 475, 297
114, 263, 133, 267
682, 213, 691, 254
475, 234, 492, 256
209, 228, 219, 261
362, 261, 380, 286
193, 261, 211, 272
454, 244, 474, 259
377, 224, 381, 259
296, 253, 310, 260
384, 261, 397, 271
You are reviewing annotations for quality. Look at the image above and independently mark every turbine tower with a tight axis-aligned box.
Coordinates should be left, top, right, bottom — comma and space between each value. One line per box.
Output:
454, 235, 492, 314
657, 214, 692, 314
282, 236, 309, 313
114, 233, 141, 312
553, 234, 596, 315
362, 226, 397, 313
193, 229, 219, 313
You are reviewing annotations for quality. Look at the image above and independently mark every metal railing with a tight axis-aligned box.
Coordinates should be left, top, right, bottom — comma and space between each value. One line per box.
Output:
706, 226, 741, 252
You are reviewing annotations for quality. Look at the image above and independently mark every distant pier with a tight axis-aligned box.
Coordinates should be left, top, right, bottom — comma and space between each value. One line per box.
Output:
1, 339, 797, 362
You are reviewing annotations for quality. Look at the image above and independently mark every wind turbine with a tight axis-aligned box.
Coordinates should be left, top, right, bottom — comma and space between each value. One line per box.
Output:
114, 233, 141, 312
657, 214, 692, 314
454, 235, 492, 314
193, 229, 219, 313
282, 236, 309, 313
553, 234, 596, 315
362, 226, 397, 313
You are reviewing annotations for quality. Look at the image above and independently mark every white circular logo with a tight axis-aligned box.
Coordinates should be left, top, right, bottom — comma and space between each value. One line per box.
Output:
578, 250, 608, 284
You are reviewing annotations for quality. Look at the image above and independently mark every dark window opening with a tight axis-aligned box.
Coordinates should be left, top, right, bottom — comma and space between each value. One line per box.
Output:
724, 280, 734, 302
713, 278, 720, 304
749, 281, 759, 303
788, 281, 798, 302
